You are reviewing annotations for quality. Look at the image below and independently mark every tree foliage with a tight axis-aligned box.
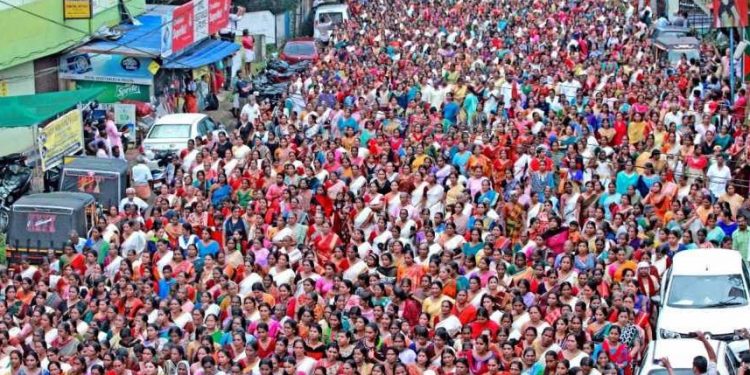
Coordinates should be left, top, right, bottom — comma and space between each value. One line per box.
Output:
238, 0, 298, 14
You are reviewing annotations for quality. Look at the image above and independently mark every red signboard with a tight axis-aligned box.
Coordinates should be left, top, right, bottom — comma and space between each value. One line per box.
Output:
172, 2, 195, 54
208, 0, 230, 34
712, 0, 748, 28
166, 0, 229, 57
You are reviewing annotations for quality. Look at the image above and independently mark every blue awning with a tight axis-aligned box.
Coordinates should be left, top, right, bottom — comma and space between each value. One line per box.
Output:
163, 38, 240, 69
77, 15, 164, 57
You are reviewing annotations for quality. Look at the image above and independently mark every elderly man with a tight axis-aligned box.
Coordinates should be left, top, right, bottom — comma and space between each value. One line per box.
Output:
131, 156, 153, 201
119, 187, 148, 213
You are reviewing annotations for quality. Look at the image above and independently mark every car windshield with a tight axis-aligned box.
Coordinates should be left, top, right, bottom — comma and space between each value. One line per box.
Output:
667, 50, 699, 64
148, 124, 191, 139
667, 274, 748, 308
319, 12, 343, 23
285, 43, 315, 56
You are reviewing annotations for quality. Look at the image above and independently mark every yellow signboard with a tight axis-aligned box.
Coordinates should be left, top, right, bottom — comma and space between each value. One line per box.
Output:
148, 60, 161, 75
64, 0, 92, 19
38, 109, 85, 171
0, 81, 7, 97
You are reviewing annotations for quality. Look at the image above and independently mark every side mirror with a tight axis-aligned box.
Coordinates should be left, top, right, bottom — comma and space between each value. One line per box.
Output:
651, 295, 662, 306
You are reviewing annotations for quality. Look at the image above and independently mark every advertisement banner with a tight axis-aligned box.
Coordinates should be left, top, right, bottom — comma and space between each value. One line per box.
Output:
162, 0, 229, 57
208, 0, 229, 34
75, 81, 151, 103
161, 11, 174, 57
172, 2, 195, 55
59, 54, 154, 86
194, 0, 209, 42
713, 0, 748, 28
38, 110, 84, 171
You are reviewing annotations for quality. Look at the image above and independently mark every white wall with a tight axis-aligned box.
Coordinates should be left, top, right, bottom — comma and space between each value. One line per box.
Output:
236, 10, 276, 45
275, 12, 287, 46
0, 127, 35, 157
0, 62, 35, 97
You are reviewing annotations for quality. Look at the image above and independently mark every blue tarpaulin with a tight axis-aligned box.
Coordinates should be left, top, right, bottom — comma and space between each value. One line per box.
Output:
77, 15, 164, 57
163, 38, 239, 69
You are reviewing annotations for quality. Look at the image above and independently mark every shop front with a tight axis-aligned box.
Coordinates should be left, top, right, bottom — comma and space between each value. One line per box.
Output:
59, 44, 159, 104
60, 0, 237, 114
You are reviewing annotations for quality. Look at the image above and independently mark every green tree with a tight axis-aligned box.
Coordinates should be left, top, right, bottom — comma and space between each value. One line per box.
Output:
239, 0, 298, 14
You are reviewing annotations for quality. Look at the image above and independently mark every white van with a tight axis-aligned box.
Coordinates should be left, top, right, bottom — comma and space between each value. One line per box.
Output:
313, 2, 349, 42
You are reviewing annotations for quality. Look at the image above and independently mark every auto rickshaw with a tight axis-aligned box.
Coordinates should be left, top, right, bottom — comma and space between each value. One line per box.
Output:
59, 156, 129, 208
6, 192, 96, 264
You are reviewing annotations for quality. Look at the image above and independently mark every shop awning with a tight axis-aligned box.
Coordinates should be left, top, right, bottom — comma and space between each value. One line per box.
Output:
0, 88, 103, 128
163, 38, 240, 69
76, 15, 163, 57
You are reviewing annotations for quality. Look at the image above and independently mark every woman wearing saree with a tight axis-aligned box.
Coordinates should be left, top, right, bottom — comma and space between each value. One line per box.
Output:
351, 198, 375, 235
438, 223, 466, 253
424, 173, 446, 217
587, 306, 612, 344
462, 229, 485, 260
607, 248, 636, 284
170, 247, 195, 283
642, 182, 670, 222
579, 181, 600, 221
312, 221, 342, 265
560, 181, 581, 224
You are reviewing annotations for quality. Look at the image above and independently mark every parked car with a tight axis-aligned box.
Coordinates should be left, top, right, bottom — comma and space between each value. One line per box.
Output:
279, 38, 319, 63
638, 339, 748, 375
142, 113, 221, 156
654, 249, 750, 341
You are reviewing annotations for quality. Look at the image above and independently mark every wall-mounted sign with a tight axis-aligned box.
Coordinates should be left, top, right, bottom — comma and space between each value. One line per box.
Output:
38, 109, 85, 171
120, 57, 141, 71
60, 54, 154, 85
75, 81, 151, 103
161, 0, 230, 57
63, 0, 92, 19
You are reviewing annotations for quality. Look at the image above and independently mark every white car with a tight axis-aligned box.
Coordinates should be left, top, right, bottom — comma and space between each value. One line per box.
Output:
638, 339, 748, 375
655, 249, 750, 340
142, 113, 222, 156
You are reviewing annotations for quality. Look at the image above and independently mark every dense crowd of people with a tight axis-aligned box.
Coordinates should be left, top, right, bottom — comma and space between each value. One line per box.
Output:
3, 0, 750, 375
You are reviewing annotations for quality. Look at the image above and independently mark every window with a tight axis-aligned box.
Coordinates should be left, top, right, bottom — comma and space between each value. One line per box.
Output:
725, 352, 737, 375
148, 124, 191, 139
26, 213, 57, 233
319, 12, 343, 24
667, 274, 748, 308
204, 118, 217, 132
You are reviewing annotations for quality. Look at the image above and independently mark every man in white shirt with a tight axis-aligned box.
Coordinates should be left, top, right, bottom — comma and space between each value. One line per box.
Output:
421, 78, 435, 108
131, 157, 153, 200
119, 188, 149, 213
240, 96, 261, 124
557, 72, 582, 103
706, 155, 731, 199
664, 104, 684, 128
430, 81, 448, 110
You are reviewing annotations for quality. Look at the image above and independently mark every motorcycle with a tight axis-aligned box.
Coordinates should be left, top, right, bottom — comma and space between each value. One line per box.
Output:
0, 154, 32, 203
149, 150, 177, 189
0, 154, 32, 233
0, 197, 9, 234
